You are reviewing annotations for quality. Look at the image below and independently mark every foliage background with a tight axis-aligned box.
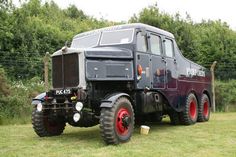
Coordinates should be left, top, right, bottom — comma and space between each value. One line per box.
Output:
0, 0, 235, 124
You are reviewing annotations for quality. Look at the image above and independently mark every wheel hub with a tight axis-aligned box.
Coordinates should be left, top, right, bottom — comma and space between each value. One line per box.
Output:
116, 108, 131, 135
122, 115, 131, 128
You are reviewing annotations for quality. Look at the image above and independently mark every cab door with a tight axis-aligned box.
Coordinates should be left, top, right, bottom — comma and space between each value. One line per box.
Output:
150, 34, 166, 89
164, 38, 178, 89
135, 31, 151, 89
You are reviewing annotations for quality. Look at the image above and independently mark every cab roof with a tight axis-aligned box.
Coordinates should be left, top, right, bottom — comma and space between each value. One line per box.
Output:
73, 23, 175, 39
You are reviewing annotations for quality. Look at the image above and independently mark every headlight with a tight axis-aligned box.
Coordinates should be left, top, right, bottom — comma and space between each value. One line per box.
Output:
73, 113, 81, 122
75, 102, 83, 111
37, 103, 43, 112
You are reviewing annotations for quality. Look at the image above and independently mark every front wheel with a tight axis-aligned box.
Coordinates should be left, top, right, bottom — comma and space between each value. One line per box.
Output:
100, 97, 134, 145
32, 108, 65, 137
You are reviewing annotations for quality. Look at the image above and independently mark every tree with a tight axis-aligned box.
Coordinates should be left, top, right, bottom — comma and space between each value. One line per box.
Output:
64, 5, 87, 20
0, 0, 110, 80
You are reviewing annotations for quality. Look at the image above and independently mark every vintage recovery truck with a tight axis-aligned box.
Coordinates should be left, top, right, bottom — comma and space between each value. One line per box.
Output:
32, 23, 212, 144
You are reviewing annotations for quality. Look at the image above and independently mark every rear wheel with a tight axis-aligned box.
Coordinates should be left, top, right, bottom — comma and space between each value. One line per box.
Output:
32, 108, 65, 137
197, 94, 210, 122
100, 97, 134, 145
179, 93, 198, 125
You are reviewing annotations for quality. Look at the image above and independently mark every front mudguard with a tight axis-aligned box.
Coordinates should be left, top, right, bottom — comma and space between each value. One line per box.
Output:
32, 92, 46, 105
100, 92, 131, 108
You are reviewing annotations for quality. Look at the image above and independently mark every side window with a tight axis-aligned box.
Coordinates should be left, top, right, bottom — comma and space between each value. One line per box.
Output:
136, 32, 147, 52
150, 34, 161, 55
164, 39, 174, 58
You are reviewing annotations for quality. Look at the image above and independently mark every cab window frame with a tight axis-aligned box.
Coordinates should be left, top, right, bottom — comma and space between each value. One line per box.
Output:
164, 38, 175, 58
136, 30, 148, 53
149, 33, 162, 56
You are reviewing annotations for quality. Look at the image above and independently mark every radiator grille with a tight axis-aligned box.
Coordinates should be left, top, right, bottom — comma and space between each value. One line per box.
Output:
52, 53, 79, 88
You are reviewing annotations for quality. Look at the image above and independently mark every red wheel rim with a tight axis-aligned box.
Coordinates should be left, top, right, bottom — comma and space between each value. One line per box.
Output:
116, 108, 130, 136
203, 101, 209, 117
189, 100, 197, 120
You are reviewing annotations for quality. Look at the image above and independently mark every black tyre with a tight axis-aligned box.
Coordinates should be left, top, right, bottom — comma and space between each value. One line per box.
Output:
32, 108, 65, 137
197, 94, 210, 122
179, 93, 198, 125
168, 110, 180, 125
100, 97, 134, 145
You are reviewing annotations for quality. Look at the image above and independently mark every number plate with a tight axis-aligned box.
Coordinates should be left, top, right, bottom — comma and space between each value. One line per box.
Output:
55, 89, 71, 95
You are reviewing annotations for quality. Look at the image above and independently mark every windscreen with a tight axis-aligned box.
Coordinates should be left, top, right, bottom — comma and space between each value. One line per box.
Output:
71, 33, 100, 48
100, 29, 134, 45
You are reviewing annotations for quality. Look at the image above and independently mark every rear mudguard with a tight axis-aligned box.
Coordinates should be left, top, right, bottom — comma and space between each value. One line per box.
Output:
100, 92, 131, 108
32, 92, 46, 105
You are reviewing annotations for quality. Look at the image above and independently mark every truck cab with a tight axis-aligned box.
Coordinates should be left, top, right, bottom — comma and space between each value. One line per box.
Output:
32, 23, 212, 145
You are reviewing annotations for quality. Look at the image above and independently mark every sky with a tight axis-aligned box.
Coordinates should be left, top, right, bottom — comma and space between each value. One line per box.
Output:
14, 0, 236, 30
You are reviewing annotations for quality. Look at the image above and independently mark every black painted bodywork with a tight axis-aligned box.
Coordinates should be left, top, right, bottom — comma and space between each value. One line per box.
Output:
34, 23, 212, 122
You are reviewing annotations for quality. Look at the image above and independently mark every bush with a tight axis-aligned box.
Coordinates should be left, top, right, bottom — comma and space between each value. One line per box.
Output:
0, 67, 10, 96
215, 80, 236, 112
0, 76, 45, 125
0, 67, 10, 124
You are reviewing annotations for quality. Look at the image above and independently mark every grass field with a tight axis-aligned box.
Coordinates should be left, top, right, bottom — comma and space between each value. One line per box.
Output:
0, 113, 236, 157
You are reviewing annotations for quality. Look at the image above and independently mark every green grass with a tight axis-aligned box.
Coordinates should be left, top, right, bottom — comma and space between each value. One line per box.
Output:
0, 113, 236, 157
